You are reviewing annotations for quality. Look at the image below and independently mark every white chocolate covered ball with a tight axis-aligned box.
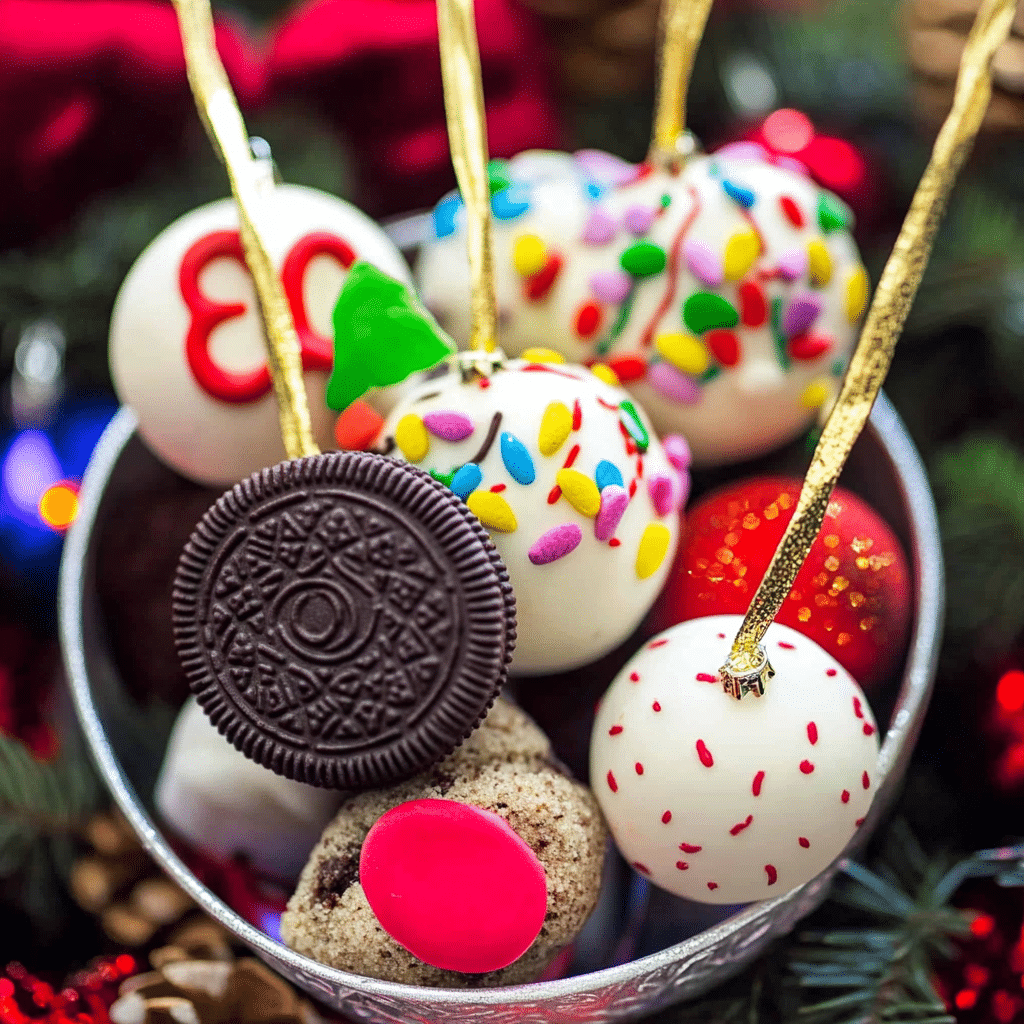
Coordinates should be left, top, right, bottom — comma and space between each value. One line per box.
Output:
378, 357, 686, 675
110, 184, 412, 486
590, 615, 880, 904
156, 698, 345, 881
416, 149, 868, 467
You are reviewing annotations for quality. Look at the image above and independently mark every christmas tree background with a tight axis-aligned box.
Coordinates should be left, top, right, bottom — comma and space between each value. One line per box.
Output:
2, 0, 1024, 1019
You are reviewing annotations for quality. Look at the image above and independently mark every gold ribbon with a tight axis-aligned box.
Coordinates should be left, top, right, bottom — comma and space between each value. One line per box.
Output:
437, 0, 498, 355
649, 0, 714, 167
172, 0, 319, 460
722, 0, 1016, 692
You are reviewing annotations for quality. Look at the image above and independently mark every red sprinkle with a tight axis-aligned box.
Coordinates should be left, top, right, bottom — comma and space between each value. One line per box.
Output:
572, 401, 582, 431
841, 789, 850, 803
608, 725, 623, 736
661, 810, 672, 824
607, 353, 646, 382
707, 882, 719, 891
863, 723, 875, 736
676, 861, 689, 870
696, 672, 718, 683
609, 538, 622, 548
630, 671, 640, 682
807, 722, 818, 745
679, 842, 702, 854
478, 376, 491, 389
853, 697, 864, 718
778, 641, 795, 650
652, 701, 662, 712
649, 639, 669, 648
525, 253, 563, 301
765, 864, 778, 885
799, 837, 810, 848
635, 762, 644, 775
607, 771, 618, 793
574, 301, 602, 339
628, 479, 638, 498
789, 333, 832, 361
800, 760, 815, 774
636, 457, 644, 479
563, 443, 581, 468
547, 485, 561, 505
855, 817, 865, 826
490, 483, 507, 493
780, 195, 804, 227
862, 771, 871, 789
597, 395, 620, 410
717, 632, 726, 639
633, 861, 651, 875
752, 770, 765, 796
826, 668, 837, 677
739, 280, 768, 328
696, 739, 714, 767
730, 815, 754, 836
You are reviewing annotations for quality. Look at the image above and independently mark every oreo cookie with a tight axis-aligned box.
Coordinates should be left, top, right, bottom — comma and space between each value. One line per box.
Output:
173, 452, 516, 790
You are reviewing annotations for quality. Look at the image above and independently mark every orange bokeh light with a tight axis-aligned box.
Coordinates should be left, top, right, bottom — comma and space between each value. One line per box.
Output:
38, 481, 79, 532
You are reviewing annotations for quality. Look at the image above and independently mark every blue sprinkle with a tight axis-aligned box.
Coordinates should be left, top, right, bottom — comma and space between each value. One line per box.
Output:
722, 179, 755, 209
451, 463, 483, 500
500, 432, 535, 485
595, 460, 624, 491
491, 184, 531, 220
585, 180, 604, 201
433, 194, 463, 239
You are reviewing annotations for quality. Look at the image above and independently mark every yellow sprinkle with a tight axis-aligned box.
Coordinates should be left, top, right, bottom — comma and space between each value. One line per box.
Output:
591, 363, 620, 386
521, 347, 565, 364
556, 469, 601, 517
807, 239, 833, 287
845, 265, 869, 322
636, 523, 671, 580
723, 229, 760, 281
512, 234, 548, 277
395, 414, 429, 462
800, 378, 831, 409
466, 491, 518, 533
538, 401, 573, 456
655, 333, 709, 376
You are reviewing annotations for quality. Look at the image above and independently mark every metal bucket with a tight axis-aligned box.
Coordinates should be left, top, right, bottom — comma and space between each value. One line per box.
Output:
60, 392, 943, 1023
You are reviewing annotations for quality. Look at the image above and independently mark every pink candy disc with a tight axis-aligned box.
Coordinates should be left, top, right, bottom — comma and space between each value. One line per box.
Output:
360, 799, 548, 974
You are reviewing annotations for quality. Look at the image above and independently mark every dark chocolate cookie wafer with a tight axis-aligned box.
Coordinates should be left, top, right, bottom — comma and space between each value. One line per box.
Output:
172, 452, 516, 790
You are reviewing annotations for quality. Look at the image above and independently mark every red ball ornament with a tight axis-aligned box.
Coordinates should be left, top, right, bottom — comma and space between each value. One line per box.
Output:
650, 476, 912, 688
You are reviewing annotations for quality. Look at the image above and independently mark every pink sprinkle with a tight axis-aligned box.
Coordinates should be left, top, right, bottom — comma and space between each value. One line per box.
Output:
676, 861, 689, 871
684, 239, 724, 286
632, 861, 651, 875
826, 668, 837, 677
663, 434, 692, 472
717, 633, 726, 639
855, 817, 865, 826
661, 810, 672, 824
807, 722, 818, 745
582, 209, 618, 247
777, 248, 808, 281
841, 790, 850, 804
863, 723, 875, 736
730, 815, 753, 836
647, 473, 675, 517
800, 760, 815, 774
696, 739, 714, 767
629, 672, 640, 682
799, 837, 810, 848
624, 204, 657, 236
716, 141, 769, 161
778, 641, 796, 650
648, 361, 702, 405
649, 639, 669, 648
696, 672, 717, 683
607, 771, 618, 792
422, 411, 475, 442
490, 483, 506, 493
529, 524, 582, 565
853, 697, 864, 719
652, 701, 662, 712
752, 771, 765, 796
679, 843, 702, 854
589, 268, 631, 303
635, 762, 644, 775
595, 485, 629, 542
608, 725, 623, 736
707, 882, 719, 891
862, 771, 870, 790
765, 864, 778, 886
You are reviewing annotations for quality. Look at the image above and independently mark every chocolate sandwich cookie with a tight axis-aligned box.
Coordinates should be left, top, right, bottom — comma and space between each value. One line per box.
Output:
172, 451, 516, 790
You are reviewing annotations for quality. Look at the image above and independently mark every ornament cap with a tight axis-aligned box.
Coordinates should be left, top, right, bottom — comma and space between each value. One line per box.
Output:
721, 645, 774, 700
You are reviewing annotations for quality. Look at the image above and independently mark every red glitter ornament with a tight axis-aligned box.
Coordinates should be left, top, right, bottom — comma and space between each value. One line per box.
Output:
650, 476, 912, 688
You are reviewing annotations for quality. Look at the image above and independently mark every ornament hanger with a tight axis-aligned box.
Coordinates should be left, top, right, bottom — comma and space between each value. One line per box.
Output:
172, 0, 318, 460
721, 0, 1016, 698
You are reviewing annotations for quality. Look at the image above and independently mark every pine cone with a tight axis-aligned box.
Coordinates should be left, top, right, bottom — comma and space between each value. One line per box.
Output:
907, 0, 1024, 132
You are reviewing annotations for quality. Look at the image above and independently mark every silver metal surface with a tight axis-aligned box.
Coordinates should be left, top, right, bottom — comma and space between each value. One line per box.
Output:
59, 393, 943, 1023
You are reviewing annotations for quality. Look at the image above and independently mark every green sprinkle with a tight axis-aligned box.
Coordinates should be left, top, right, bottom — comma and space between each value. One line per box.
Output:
660, 194, 672, 208
770, 296, 790, 371
327, 263, 454, 412
682, 293, 739, 334
700, 364, 721, 385
621, 242, 667, 278
818, 192, 853, 233
430, 468, 457, 488
831, 358, 848, 377
487, 159, 512, 195
804, 426, 823, 456
619, 400, 650, 452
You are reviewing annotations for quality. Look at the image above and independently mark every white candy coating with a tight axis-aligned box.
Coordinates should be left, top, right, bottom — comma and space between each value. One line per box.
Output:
155, 699, 344, 882
417, 150, 868, 467
379, 358, 685, 674
590, 615, 880, 904
110, 184, 412, 486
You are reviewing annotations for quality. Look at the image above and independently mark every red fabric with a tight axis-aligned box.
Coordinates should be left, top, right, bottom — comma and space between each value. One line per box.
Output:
0, 0, 266, 246
268, 0, 565, 216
